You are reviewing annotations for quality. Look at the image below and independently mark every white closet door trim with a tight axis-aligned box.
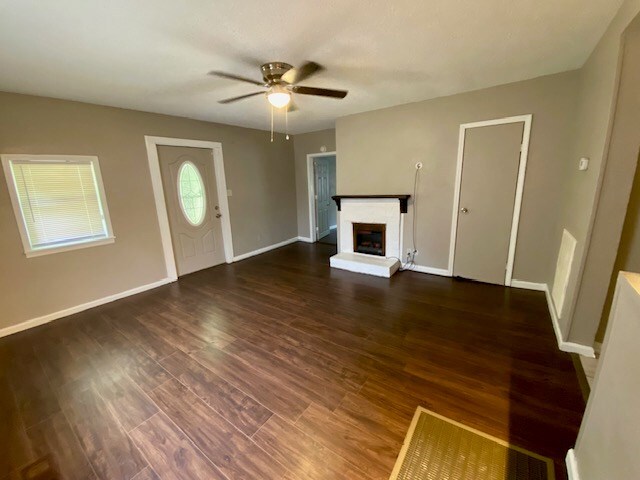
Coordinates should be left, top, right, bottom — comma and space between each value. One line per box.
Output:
447, 114, 533, 286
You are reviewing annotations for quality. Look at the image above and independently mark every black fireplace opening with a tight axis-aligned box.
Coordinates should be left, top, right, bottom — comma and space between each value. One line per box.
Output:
353, 223, 386, 256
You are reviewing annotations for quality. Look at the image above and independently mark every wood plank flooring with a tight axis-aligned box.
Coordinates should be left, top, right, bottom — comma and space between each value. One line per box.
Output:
0, 242, 585, 480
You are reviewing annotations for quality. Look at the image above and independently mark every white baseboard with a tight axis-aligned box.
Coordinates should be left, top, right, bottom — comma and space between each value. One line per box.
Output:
594, 341, 602, 355
510, 279, 546, 291
508, 280, 595, 357
0, 277, 174, 339
566, 449, 580, 480
233, 237, 299, 262
543, 284, 596, 358
297, 236, 314, 243
401, 264, 451, 277
330, 225, 337, 230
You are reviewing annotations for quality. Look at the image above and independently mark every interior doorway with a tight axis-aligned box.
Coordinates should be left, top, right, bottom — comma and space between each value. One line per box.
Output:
449, 115, 532, 286
307, 152, 337, 244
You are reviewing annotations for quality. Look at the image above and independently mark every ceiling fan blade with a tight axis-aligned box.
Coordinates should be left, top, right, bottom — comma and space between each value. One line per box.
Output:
208, 71, 265, 86
291, 85, 348, 99
218, 91, 264, 104
282, 61, 324, 84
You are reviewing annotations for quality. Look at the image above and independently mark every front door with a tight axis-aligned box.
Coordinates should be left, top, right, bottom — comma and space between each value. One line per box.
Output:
158, 145, 225, 276
315, 158, 331, 239
453, 122, 524, 285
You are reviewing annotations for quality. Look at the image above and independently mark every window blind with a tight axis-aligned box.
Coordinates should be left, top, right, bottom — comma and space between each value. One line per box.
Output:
10, 160, 110, 250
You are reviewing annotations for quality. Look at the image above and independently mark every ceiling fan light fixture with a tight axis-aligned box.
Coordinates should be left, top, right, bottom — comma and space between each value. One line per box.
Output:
267, 87, 291, 109
213, 61, 348, 109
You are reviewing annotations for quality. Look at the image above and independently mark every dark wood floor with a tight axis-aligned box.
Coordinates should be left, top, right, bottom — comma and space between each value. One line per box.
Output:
318, 229, 337, 245
0, 242, 584, 480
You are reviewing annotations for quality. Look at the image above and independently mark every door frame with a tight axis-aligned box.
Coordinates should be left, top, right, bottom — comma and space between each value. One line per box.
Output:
144, 136, 234, 281
306, 151, 337, 242
448, 114, 533, 286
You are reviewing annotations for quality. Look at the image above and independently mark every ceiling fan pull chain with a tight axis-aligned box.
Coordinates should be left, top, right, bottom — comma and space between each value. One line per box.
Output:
285, 107, 289, 140
270, 105, 274, 143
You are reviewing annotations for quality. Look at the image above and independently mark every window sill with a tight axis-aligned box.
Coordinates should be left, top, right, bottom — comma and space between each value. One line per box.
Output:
25, 236, 116, 258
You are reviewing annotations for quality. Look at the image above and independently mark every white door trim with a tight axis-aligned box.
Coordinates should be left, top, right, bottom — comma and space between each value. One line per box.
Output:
144, 136, 234, 281
306, 151, 337, 242
448, 114, 533, 286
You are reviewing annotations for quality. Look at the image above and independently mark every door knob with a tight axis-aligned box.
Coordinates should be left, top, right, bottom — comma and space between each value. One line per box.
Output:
216, 213, 222, 218
460, 207, 469, 214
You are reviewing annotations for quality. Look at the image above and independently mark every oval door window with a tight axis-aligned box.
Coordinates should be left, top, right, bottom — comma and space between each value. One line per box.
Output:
177, 161, 206, 226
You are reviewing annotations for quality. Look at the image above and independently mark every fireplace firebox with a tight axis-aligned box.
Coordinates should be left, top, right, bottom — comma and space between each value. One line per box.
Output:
353, 223, 386, 256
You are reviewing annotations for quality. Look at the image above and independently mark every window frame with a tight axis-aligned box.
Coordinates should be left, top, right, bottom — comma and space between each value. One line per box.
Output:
1, 154, 115, 258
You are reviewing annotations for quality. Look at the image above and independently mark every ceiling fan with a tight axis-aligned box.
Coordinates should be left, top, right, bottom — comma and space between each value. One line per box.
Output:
209, 61, 348, 110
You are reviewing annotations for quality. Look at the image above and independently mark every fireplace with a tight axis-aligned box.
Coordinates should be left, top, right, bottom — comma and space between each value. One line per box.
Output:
353, 223, 386, 256
329, 195, 409, 277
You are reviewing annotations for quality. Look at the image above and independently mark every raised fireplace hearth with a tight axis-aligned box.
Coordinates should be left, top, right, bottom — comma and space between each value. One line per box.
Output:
353, 223, 386, 256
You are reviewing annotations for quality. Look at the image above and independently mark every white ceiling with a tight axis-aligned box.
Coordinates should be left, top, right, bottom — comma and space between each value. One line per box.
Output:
0, 0, 623, 134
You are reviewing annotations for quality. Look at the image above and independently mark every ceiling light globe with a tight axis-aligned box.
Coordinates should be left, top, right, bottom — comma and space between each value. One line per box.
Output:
267, 91, 291, 109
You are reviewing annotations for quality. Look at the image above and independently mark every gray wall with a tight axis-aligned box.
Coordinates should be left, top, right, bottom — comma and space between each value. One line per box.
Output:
556, 0, 640, 344
599, 159, 640, 341
574, 15, 640, 345
573, 272, 640, 480
0, 91, 296, 331
292, 129, 336, 238
336, 71, 579, 282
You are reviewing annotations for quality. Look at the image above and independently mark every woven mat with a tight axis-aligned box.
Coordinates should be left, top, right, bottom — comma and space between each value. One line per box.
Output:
389, 407, 555, 480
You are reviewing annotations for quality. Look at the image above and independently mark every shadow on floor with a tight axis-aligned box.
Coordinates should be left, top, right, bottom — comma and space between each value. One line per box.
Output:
318, 229, 337, 245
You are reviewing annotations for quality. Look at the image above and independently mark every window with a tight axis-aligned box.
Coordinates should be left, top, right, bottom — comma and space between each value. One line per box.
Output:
177, 161, 206, 226
1, 155, 114, 257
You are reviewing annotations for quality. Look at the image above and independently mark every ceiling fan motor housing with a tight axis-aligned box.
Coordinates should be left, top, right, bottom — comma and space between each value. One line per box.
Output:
261, 62, 293, 84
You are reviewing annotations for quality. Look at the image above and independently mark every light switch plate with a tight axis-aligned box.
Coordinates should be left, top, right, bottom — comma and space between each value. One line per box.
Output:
578, 157, 589, 171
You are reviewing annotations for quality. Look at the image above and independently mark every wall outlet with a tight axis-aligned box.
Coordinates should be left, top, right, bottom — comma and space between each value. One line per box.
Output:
406, 249, 418, 262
